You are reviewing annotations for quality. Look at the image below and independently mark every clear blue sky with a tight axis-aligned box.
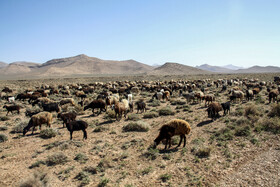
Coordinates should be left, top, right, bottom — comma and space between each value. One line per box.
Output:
0, 0, 280, 67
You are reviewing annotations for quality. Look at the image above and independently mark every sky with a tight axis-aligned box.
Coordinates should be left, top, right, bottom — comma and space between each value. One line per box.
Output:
0, 0, 280, 67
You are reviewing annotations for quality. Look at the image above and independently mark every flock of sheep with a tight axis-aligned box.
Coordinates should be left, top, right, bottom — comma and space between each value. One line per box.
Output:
1, 76, 280, 149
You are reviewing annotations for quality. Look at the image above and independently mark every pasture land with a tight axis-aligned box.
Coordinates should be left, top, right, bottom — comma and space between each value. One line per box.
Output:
0, 73, 280, 186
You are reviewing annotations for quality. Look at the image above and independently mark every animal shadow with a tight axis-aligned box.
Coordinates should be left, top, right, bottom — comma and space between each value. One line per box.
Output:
197, 120, 213, 127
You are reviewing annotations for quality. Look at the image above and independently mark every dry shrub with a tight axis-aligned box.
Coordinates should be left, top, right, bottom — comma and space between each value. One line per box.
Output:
268, 104, 280, 118
259, 117, 280, 134
127, 113, 140, 121
195, 146, 212, 158
158, 107, 175, 116
11, 121, 28, 134
143, 112, 159, 119
0, 134, 8, 143
19, 169, 50, 187
45, 152, 68, 166
244, 104, 259, 117
122, 121, 150, 132
39, 128, 57, 139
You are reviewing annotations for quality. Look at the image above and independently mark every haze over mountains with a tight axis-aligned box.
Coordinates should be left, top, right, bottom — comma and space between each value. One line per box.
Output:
0, 54, 279, 79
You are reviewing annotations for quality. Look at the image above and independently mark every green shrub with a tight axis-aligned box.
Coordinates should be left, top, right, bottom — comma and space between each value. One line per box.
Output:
29, 160, 46, 169
39, 128, 57, 139
194, 147, 212, 158
170, 99, 186, 105
235, 126, 251, 136
75, 171, 90, 186
98, 177, 109, 187
143, 148, 159, 160
127, 113, 140, 121
74, 153, 89, 164
158, 107, 175, 116
212, 128, 234, 141
260, 117, 280, 134
122, 121, 150, 132
103, 110, 115, 120
141, 166, 153, 175
0, 116, 10, 121
45, 152, 68, 166
143, 112, 159, 119
93, 126, 108, 132
0, 126, 8, 131
159, 173, 172, 182
149, 100, 161, 107
0, 134, 8, 143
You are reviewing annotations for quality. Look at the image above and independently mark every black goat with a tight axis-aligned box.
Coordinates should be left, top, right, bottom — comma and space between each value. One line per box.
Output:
65, 120, 88, 140
221, 101, 230, 115
42, 102, 60, 113
135, 100, 146, 113
57, 112, 77, 127
3, 105, 20, 116
84, 99, 106, 115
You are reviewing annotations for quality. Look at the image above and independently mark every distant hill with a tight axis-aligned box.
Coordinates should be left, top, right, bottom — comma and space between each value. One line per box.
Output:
149, 62, 210, 75
222, 64, 244, 70
0, 61, 7, 68
235, 66, 280, 73
196, 64, 234, 73
0, 54, 154, 78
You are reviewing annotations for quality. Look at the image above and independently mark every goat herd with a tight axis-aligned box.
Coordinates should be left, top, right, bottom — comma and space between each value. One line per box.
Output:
1, 76, 280, 149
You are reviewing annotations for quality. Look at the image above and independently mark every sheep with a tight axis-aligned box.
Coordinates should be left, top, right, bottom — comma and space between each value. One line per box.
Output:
231, 90, 244, 102
195, 91, 204, 103
183, 92, 195, 103
135, 100, 146, 113
42, 102, 60, 113
23, 112, 53, 135
3, 105, 20, 116
65, 120, 88, 140
8, 96, 15, 103
152, 92, 163, 100
207, 102, 223, 120
57, 112, 77, 127
154, 119, 191, 150
84, 99, 107, 115
59, 98, 75, 106
16, 93, 31, 101
221, 101, 230, 115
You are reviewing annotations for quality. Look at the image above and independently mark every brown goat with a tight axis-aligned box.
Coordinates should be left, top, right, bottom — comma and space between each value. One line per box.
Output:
23, 112, 53, 135
112, 101, 127, 121
207, 102, 223, 120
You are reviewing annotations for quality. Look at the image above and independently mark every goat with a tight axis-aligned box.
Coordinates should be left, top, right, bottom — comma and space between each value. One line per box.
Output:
42, 102, 60, 113
23, 112, 53, 135
3, 105, 20, 116
154, 119, 191, 150
84, 99, 106, 115
57, 112, 77, 128
207, 102, 223, 120
112, 101, 127, 121
65, 120, 88, 140
221, 101, 230, 115
135, 100, 146, 113
59, 98, 75, 106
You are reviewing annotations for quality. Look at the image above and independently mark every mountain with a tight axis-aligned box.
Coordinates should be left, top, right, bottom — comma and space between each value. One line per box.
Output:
196, 64, 234, 73
235, 66, 280, 73
0, 54, 154, 78
0, 61, 8, 68
149, 62, 210, 75
222, 64, 244, 70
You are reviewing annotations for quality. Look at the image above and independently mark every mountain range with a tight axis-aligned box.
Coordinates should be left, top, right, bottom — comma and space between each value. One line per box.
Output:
0, 54, 279, 79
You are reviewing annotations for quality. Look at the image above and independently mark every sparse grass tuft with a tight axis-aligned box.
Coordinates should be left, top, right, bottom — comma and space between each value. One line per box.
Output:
195, 147, 212, 158
235, 126, 251, 136
244, 105, 259, 117
141, 166, 153, 175
93, 126, 108, 132
0, 116, 10, 121
98, 177, 110, 187
29, 160, 46, 169
123, 121, 150, 132
143, 148, 159, 160
0, 126, 8, 131
83, 166, 98, 175
257, 117, 280, 134
39, 128, 57, 139
149, 100, 161, 107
